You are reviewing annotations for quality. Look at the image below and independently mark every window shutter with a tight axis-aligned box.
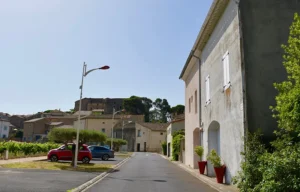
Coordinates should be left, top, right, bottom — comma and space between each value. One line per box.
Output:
223, 57, 227, 87
222, 51, 230, 87
205, 75, 210, 103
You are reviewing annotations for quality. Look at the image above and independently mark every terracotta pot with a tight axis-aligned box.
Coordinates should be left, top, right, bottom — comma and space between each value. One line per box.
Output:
198, 161, 207, 174
214, 165, 226, 183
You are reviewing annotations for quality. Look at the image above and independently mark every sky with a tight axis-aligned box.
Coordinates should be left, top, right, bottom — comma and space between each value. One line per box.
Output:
0, 0, 212, 115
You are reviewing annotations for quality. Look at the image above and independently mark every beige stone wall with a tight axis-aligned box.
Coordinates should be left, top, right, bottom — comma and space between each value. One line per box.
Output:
149, 131, 166, 152
135, 123, 166, 152
23, 119, 47, 141
85, 119, 118, 138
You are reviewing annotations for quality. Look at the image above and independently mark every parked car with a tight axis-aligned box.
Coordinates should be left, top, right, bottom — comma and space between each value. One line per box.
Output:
47, 143, 92, 164
88, 145, 114, 160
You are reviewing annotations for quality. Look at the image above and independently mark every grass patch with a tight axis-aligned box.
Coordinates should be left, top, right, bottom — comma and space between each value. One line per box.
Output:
0, 161, 113, 172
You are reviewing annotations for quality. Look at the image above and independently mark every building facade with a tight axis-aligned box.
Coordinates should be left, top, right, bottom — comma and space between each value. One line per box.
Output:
23, 116, 77, 142
135, 122, 169, 152
0, 119, 10, 139
179, 0, 299, 184
166, 117, 185, 158
74, 98, 125, 113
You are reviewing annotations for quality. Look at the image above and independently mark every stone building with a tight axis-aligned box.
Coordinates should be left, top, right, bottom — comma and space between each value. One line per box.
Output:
179, 0, 300, 184
74, 98, 126, 113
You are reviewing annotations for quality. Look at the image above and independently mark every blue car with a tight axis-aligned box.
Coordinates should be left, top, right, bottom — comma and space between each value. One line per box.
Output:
88, 145, 115, 161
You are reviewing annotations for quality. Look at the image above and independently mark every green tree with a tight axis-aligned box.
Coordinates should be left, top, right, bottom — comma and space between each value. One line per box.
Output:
141, 97, 153, 122
151, 98, 171, 123
123, 96, 152, 122
232, 130, 266, 192
234, 13, 300, 192
256, 13, 300, 192
170, 105, 185, 119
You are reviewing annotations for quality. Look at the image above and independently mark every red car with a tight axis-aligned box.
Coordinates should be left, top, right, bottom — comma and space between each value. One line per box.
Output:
47, 143, 92, 164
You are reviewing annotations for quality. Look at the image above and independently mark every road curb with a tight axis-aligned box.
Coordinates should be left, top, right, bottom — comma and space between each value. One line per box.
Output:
159, 154, 238, 192
71, 154, 133, 192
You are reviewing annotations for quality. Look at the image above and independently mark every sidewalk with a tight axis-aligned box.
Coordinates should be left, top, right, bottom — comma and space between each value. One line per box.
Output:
0, 156, 46, 165
160, 155, 239, 192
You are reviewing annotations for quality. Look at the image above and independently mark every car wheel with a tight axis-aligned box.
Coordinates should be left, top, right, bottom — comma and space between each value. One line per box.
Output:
82, 157, 90, 164
50, 155, 58, 162
102, 154, 109, 161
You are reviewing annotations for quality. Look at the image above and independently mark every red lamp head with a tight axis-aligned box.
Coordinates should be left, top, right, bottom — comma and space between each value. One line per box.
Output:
99, 65, 110, 70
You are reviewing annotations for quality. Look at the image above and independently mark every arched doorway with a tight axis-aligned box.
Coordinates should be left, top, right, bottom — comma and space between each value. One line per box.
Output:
207, 121, 220, 176
193, 128, 201, 168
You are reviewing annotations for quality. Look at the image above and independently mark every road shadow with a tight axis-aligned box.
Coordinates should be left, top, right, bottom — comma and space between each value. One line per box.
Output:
106, 176, 167, 183
92, 158, 117, 162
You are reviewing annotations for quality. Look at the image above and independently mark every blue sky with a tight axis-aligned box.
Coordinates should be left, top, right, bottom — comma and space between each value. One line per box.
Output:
0, 0, 212, 115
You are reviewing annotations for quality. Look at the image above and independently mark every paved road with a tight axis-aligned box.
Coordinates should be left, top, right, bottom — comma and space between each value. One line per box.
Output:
0, 156, 127, 192
86, 152, 217, 192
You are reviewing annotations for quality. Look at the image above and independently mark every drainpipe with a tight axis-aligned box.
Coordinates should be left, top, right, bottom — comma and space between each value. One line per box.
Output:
190, 50, 202, 129
237, 2, 248, 150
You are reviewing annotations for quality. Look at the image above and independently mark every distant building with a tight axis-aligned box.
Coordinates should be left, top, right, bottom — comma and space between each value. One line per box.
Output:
135, 122, 169, 153
74, 98, 126, 113
0, 118, 10, 139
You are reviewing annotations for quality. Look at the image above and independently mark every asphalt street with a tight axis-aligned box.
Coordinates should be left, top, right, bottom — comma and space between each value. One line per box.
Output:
0, 156, 127, 192
86, 152, 217, 192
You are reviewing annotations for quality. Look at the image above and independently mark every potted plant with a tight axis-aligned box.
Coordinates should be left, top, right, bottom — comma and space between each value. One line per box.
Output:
207, 149, 226, 183
194, 145, 207, 174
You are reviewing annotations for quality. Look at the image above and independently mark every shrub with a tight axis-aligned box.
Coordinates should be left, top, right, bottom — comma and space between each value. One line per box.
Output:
105, 138, 127, 151
207, 149, 222, 168
161, 141, 167, 155
172, 130, 184, 160
232, 130, 266, 192
0, 141, 61, 157
194, 145, 204, 159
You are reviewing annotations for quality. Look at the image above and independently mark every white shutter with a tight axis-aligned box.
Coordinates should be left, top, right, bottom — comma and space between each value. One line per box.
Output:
223, 57, 227, 87
226, 52, 230, 84
222, 51, 230, 88
205, 75, 210, 104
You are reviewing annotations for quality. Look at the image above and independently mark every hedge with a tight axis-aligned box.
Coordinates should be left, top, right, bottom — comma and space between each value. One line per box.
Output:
0, 141, 61, 156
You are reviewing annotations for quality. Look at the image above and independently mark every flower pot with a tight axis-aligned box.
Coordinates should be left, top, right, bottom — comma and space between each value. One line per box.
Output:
198, 161, 207, 174
214, 165, 226, 183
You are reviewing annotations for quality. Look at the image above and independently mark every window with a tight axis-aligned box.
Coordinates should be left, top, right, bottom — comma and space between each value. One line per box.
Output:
137, 130, 141, 137
160, 132, 163, 135
195, 90, 197, 113
3, 126, 7, 131
102, 128, 105, 133
205, 75, 211, 104
222, 51, 230, 89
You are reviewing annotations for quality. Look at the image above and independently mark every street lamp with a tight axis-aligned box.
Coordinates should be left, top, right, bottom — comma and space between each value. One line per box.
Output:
122, 120, 132, 140
74, 62, 109, 168
111, 108, 124, 150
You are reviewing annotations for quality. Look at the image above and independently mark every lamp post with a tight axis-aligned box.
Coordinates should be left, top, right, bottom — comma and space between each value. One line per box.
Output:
122, 120, 132, 140
74, 62, 109, 168
111, 108, 124, 150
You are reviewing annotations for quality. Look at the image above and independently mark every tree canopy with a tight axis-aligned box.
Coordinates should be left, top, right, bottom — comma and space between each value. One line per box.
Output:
170, 105, 185, 118
123, 95, 181, 123
48, 128, 106, 144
